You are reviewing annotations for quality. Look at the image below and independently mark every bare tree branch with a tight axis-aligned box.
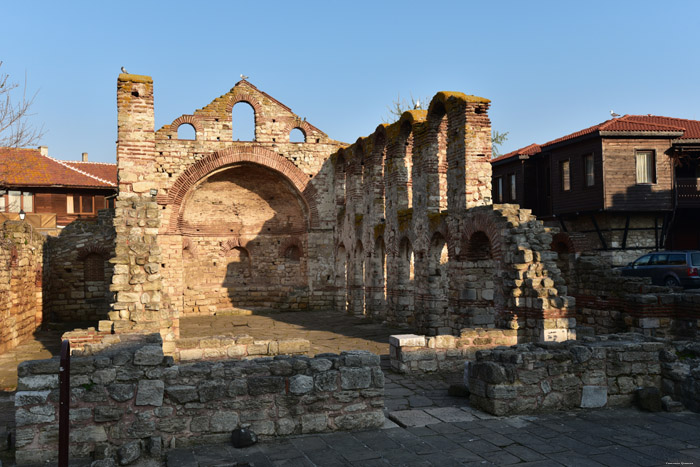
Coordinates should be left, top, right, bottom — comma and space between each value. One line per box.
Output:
0, 61, 45, 147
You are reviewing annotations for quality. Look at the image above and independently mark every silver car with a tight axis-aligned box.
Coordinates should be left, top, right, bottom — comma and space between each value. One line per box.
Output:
620, 250, 700, 288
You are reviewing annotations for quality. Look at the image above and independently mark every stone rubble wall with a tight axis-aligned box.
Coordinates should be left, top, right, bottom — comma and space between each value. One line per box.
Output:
389, 329, 518, 374
660, 341, 700, 413
332, 93, 576, 341
468, 333, 671, 416
173, 335, 310, 361
45, 210, 116, 323
567, 254, 700, 338
0, 222, 44, 354
14, 335, 384, 465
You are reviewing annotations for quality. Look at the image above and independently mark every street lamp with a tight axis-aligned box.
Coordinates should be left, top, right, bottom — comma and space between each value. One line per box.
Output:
19, 209, 26, 220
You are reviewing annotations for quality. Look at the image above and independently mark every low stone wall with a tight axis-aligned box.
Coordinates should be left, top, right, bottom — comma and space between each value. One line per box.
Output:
389, 329, 518, 374
661, 341, 700, 413
15, 335, 384, 465
468, 334, 666, 416
173, 335, 310, 361
0, 221, 45, 354
570, 255, 700, 338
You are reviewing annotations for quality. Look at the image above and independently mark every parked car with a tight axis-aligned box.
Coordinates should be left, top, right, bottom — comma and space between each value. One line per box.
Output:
619, 250, 700, 288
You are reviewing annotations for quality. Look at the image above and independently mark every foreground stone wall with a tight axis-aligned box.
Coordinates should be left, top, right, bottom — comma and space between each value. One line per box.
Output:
389, 330, 518, 374
468, 334, 669, 416
15, 336, 384, 465
0, 221, 44, 354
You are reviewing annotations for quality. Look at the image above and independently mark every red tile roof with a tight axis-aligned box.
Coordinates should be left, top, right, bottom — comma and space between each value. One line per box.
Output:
0, 147, 117, 188
493, 115, 700, 164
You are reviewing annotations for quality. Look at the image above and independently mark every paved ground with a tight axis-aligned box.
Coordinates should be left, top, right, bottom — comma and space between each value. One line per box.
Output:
1, 312, 700, 466
180, 310, 409, 356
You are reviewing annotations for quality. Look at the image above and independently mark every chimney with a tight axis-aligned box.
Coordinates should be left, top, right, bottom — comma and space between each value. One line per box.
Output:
38, 146, 48, 156
82, 152, 88, 162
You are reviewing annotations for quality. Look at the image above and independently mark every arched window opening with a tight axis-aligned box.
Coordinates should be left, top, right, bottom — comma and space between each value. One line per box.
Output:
84, 253, 104, 281
290, 128, 306, 143
285, 245, 301, 261
177, 123, 196, 140
398, 238, 414, 285
232, 101, 256, 141
466, 231, 492, 261
374, 236, 387, 304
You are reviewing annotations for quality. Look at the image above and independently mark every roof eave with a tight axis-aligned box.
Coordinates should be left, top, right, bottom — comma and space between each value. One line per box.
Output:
599, 130, 684, 138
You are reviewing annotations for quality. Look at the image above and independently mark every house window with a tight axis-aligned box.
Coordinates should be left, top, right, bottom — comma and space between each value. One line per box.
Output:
560, 160, 571, 191
584, 154, 595, 187
509, 173, 517, 201
495, 177, 503, 203
1, 191, 33, 212
67, 195, 94, 214
636, 150, 655, 184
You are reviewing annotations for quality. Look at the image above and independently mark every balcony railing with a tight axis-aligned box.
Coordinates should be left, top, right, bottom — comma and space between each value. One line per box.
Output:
677, 177, 700, 207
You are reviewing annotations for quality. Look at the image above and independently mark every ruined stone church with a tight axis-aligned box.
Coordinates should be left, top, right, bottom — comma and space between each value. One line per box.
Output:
107, 73, 575, 352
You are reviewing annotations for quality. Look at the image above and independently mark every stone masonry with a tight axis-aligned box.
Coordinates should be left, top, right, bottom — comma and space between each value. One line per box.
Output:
15, 335, 384, 465
0, 221, 44, 354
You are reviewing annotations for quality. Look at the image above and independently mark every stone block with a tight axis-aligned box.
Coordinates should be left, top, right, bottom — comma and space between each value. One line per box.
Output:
580, 386, 607, 408
136, 379, 164, 406
134, 345, 164, 366
108, 383, 135, 402
278, 339, 309, 354
289, 375, 314, 395
334, 410, 384, 430
210, 410, 238, 433
314, 371, 338, 392
389, 334, 426, 347
14, 390, 50, 406
340, 368, 372, 390
301, 414, 328, 433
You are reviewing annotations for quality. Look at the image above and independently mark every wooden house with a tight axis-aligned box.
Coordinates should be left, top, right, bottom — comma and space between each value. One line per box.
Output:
492, 115, 700, 265
0, 146, 117, 229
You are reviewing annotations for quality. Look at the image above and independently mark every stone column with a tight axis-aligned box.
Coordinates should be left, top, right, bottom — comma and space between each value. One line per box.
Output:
110, 74, 177, 349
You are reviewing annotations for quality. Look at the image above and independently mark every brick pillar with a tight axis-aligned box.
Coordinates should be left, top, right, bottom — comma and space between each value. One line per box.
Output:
111, 74, 177, 348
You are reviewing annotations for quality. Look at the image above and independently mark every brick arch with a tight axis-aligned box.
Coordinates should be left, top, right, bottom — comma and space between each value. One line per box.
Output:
225, 92, 263, 116
281, 120, 316, 141
220, 237, 252, 256
76, 244, 111, 261
460, 211, 504, 262
170, 115, 203, 136
551, 232, 576, 254
162, 146, 320, 233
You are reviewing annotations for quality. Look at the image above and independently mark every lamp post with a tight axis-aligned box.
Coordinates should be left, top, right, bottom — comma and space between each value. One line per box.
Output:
19, 209, 26, 220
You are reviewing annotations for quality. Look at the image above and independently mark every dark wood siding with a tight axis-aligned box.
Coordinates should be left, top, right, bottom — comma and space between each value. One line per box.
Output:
602, 138, 673, 211
491, 159, 525, 205
549, 138, 604, 215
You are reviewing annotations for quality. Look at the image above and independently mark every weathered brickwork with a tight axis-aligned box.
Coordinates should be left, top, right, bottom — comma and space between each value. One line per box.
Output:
111, 74, 344, 343
0, 222, 44, 353
15, 336, 384, 465
45, 210, 116, 323
332, 94, 576, 341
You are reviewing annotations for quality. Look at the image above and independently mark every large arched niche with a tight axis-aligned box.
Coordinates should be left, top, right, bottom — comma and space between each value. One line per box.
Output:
178, 163, 309, 235
174, 161, 311, 314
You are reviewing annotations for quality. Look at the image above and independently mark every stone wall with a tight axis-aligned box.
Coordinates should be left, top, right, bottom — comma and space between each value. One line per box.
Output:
661, 341, 700, 413
0, 221, 44, 354
389, 330, 518, 374
468, 334, 667, 416
560, 252, 700, 338
331, 93, 576, 341
45, 209, 116, 323
111, 73, 345, 343
15, 336, 384, 465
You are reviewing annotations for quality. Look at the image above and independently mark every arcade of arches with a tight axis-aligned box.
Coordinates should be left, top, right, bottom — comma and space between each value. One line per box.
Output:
109, 74, 576, 352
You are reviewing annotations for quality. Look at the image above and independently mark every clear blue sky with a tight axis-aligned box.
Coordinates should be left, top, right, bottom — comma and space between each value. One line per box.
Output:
3, 0, 699, 163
